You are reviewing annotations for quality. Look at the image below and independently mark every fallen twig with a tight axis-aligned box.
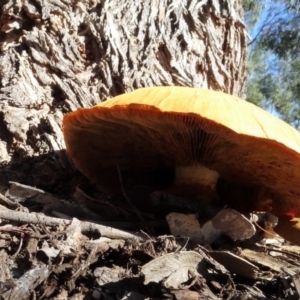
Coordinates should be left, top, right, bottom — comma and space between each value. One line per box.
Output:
0, 226, 31, 236
0, 192, 22, 209
0, 209, 146, 241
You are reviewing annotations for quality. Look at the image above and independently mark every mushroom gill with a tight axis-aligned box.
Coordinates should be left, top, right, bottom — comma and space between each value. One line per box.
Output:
63, 87, 300, 217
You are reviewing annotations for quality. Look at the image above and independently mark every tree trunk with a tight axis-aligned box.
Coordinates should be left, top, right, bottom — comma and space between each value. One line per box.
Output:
0, 0, 247, 195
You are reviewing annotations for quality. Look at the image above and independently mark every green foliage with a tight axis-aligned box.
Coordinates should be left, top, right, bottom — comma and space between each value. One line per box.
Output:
260, 3, 300, 58
243, 0, 265, 29
246, 47, 271, 107
244, 0, 300, 129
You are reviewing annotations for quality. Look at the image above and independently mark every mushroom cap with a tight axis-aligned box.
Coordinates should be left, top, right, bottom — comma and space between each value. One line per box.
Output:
63, 87, 300, 217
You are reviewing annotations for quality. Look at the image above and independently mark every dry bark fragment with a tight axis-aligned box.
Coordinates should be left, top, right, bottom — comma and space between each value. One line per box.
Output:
1, 264, 49, 300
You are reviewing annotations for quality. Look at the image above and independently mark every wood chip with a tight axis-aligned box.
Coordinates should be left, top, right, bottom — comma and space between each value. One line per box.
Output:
209, 251, 260, 279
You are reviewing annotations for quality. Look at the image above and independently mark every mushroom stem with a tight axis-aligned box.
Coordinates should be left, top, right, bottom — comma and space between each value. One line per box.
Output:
175, 165, 219, 192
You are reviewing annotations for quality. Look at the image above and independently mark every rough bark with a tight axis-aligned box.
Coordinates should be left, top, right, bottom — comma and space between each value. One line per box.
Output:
0, 0, 247, 194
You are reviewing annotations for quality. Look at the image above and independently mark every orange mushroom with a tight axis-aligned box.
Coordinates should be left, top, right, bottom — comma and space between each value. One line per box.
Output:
63, 87, 300, 217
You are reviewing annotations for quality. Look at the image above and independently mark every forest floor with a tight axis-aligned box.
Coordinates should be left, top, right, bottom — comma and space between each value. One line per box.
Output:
0, 180, 300, 300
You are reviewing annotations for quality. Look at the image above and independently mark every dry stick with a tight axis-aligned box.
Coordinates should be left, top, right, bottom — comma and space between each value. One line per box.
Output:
12, 236, 23, 258
116, 164, 151, 233
253, 220, 281, 239
0, 192, 22, 209
0, 209, 145, 241
267, 246, 300, 261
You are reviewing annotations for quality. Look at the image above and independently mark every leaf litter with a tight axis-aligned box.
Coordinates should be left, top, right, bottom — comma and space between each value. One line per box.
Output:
1, 182, 300, 299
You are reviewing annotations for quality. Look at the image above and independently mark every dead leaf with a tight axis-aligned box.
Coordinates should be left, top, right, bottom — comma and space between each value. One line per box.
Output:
240, 248, 288, 274
141, 251, 206, 288
166, 213, 202, 241
201, 220, 222, 244
211, 209, 255, 241
171, 289, 199, 300
94, 266, 126, 286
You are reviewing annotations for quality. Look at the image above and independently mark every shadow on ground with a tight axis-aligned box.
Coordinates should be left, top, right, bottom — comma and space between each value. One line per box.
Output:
0, 150, 86, 197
